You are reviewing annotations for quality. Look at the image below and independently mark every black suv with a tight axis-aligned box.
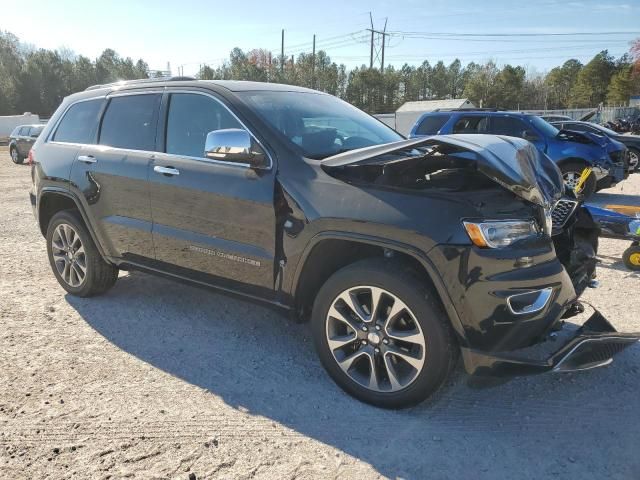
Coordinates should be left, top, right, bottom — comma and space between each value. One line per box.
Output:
9, 124, 44, 164
29, 78, 638, 408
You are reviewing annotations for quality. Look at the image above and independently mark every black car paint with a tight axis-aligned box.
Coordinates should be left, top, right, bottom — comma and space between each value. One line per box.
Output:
30, 79, 638, 377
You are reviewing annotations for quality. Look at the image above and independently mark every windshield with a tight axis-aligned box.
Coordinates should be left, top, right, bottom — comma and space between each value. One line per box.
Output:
530, 116, 559, 138
237, 91, 403, 159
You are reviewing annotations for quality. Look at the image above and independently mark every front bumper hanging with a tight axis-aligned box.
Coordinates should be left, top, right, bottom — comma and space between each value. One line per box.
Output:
461, 309, 639, 377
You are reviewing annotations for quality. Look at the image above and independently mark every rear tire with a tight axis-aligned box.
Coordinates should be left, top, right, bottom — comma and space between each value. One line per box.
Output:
311, 258, 457, 409
623, 245, 640, 271
46, 210, 118, 297
10, 147, 23, 164
560, 161, 596, 198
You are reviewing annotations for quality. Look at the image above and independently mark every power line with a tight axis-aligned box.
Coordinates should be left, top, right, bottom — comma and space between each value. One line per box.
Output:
386, 30, 640, 38
283, 34, 369, 57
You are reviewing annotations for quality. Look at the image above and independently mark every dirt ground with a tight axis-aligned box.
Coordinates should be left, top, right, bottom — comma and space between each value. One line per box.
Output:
1, 147, 639, 480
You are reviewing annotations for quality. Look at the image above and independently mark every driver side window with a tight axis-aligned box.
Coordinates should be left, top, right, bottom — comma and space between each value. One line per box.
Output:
166, 93, 243, 158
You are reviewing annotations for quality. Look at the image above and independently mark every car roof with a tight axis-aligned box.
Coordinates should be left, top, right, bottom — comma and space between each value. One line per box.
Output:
64, 78, 324, 104
420, 110, 532, 117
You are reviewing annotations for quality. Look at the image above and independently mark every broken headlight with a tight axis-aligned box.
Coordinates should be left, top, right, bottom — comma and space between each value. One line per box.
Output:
463, 220, 539, 248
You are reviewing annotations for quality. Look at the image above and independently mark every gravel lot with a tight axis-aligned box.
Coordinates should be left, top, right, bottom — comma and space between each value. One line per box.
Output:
1, 147, 639, 480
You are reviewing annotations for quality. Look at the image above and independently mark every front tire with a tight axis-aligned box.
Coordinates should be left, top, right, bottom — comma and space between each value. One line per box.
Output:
46, 210, 118, 297
560, 161, 596, 198
629, 148, 639, 172
311, 258, 457, 409
10, 147, 23, 164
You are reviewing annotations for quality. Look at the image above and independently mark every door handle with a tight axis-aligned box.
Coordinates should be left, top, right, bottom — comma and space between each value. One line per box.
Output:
77, 155, 97, 164
154, 165, 180, 176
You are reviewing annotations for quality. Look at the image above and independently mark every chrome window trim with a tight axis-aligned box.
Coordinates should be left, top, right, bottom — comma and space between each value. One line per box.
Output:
47, 91, 161, 147
162, 88, 274, 171
46, 87, 274, 171
107, 89, 165, 98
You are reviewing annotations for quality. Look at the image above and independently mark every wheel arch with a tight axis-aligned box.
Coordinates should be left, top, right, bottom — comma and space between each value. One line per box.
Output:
38, 189, 107, 259
555, 156, 591, 168
290, 232, 466, 340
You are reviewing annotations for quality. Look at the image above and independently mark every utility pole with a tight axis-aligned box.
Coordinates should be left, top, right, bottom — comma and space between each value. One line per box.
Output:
367, 15, 391, 72
281, 29, 285, 74
381, 18, 387, 73
369, 12, 374, 69
312, 34, 316, 89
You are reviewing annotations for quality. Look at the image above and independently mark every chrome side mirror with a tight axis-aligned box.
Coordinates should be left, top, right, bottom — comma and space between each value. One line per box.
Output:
204, 129, 267, 168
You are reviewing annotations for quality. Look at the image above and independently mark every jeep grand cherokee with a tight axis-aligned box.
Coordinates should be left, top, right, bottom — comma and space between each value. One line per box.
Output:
29, 78, 639, 408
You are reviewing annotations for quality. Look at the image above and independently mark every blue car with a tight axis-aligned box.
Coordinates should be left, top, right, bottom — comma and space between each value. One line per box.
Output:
410, 110, 628, 197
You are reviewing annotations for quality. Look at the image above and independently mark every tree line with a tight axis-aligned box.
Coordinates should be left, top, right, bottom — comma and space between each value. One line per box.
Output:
0, 31, 148, 117
1, 29, 639, 117
200, 45, 640, 114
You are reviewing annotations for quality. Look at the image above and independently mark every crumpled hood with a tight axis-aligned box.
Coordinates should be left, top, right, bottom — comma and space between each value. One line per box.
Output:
321, 134, 564, 209
558, 128, 609, 147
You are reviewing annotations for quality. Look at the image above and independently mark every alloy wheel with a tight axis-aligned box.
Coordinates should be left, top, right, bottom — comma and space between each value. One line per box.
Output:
562, 171, 581, 190
10, 149, 18, 163
630, 150, 639, 170
51, 223, 87, 287
325, 286, 426, 393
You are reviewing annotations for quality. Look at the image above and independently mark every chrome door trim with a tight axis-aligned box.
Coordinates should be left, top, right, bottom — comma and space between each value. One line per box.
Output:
153, 165, 180, 176
77, 155, 97, 164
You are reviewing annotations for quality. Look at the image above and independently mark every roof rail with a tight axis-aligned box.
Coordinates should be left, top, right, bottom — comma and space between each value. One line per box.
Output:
85, 76, 196, 91
433, 107, 503, 112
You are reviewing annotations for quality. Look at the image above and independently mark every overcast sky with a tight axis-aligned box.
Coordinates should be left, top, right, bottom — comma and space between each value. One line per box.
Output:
3, 0, 639, 76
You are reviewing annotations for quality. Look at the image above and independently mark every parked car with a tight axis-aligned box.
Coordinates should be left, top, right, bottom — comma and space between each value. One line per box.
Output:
410, 110, 627, 197
29, 79, 639, 408
9, 124, 44, 164
551, 120, 640, 172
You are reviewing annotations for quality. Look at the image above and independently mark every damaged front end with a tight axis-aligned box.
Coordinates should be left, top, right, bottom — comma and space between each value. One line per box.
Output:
322, 134, 639, 377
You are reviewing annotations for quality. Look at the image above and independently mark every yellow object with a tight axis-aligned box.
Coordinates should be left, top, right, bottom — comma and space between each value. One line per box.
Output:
604, 204, 640, 216
574, 168, 592, 194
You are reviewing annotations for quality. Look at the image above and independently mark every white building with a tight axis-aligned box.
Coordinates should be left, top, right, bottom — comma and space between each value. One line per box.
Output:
375, 98, 475, 136
0, 113, 41, 142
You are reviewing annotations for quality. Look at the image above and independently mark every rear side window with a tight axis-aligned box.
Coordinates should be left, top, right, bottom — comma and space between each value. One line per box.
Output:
415, 114, 450, 135
453, 116, 488, 134
99, 94, 161, 151
490, 116, 529, 137
165, 93, 242, 158
29, 125, 44, 137
53, 99, 103, 144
